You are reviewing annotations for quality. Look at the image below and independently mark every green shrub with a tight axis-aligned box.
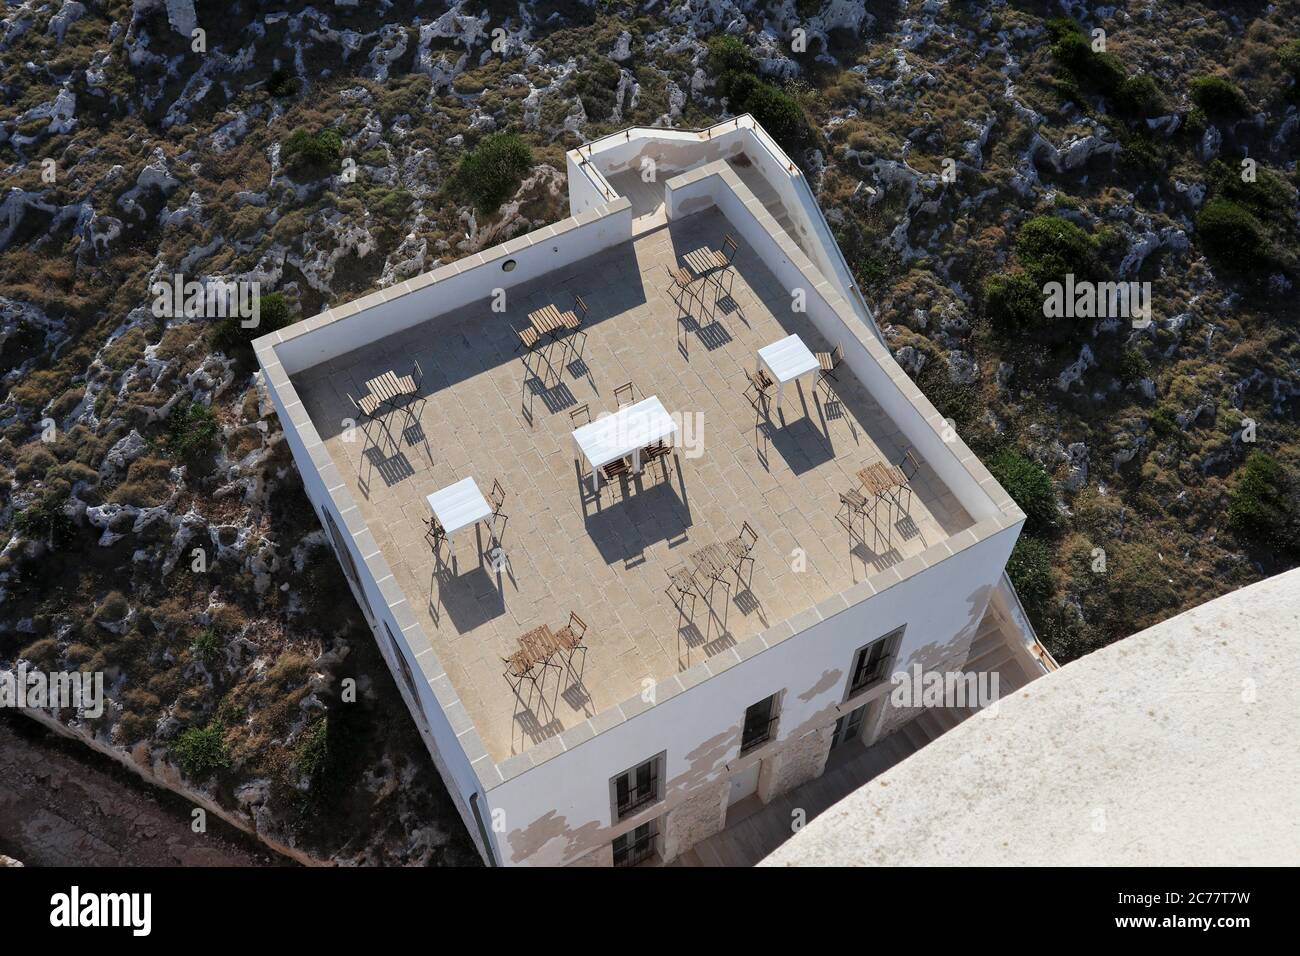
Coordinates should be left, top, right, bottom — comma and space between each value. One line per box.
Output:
705, 35, 809, 153
988, 448, 1060, 535
454, 132, 534, 214
1115, 74, 1164, 116
13, 492, 76, 549
1189, 75, 1249, 119
706, 35, 757, 77
1281, 40, 1300, 81
981, 271, 1043, 336
729, 75, 808, 152
267, 69, 297, 98
1050, 25, 1125, 97
295, 719, 330, 778
1005, 534, 1055, 619
1228, 453, 1298, 555
280, 129, 342, 177
172, 721, 231, 778
167, 402, 220, 466
91, 591, 130, 629
191, 627, 222, 666
1119, 130, 1166, 173
1195, 198, 1265, 271
1118, 348, 1149, 386
211, 291, 291, 356
1013, 215, 1101, 286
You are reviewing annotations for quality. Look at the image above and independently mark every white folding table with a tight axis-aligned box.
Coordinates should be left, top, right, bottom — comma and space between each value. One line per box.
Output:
426, 477, 493, 539
757, 333, 820, 411
572, 395, 677, 491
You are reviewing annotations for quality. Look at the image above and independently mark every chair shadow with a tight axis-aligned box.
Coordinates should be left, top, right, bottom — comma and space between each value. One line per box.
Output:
362, 446, 415, 487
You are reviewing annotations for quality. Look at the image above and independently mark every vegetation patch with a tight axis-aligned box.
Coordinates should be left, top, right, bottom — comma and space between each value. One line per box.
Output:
987, 448, 1060, 535
706, 36, 812, 154
1227, 453, 1299, 558
280, 129, 343, 178
172, 720, 232, 778
453, 132, 534, 215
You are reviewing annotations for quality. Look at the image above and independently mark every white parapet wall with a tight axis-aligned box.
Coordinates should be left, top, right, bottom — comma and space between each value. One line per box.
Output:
569, 116, 882, 343
272, 198, 633, 376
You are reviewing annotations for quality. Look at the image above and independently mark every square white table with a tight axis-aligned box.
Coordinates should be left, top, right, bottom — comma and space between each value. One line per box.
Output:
572, 395, 677, 491
758, 333, 820, 411
426, 477, 493, 538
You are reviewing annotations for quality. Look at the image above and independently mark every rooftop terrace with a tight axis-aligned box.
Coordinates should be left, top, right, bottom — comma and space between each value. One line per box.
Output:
292, 206, 974, 762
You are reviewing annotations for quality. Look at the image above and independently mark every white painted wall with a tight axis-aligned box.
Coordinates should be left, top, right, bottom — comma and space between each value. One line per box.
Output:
483, 522, 1021, 866
566, 152, 616, 215
260, 374, 497, 863
274, 200, 632, 375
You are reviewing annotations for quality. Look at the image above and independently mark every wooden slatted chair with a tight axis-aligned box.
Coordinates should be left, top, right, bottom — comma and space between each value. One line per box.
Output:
602, 456, 631, 482
553, 612, 588, 668
893, 449, 920, 513
665, 264, 697, 306
641, 440, 673, 480
815, 343, 844, 383
614, 381, 636, 407
724, 521, 759, 579
837, 487, 869, 527
665, 563, 700, 612
743, 367, 774, 409
489, 478, 508, 536
559, 294, 589, 337
514, 324, 542, 354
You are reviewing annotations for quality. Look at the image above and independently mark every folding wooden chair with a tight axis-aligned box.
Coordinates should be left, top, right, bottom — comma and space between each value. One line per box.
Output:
743, 367, 774, 409
559, 294, 589, 336
552, 611, 588, 669
815, 343, 844, 384
514, 325, 543, 354
665, 563, 701, 612
641, 440, 673, 480
892, 449, 920, 513
724, 521, 759, 579
489, 478, 508, 536
614, 381, 636, 407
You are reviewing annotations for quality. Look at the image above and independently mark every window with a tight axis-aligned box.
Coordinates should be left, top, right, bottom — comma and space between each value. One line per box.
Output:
611, 755, 663, 821
324, 509, 375, 622
613, 820, 657, 867
382, 622, 420, 703
831, 704, 867, 750
847, 627, 903, 698
739, 693, 779, 755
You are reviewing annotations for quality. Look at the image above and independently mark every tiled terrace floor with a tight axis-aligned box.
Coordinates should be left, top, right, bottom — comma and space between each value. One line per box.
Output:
293, 208, 973, 761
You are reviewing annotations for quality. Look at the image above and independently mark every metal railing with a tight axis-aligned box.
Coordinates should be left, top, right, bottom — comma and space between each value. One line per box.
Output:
999, 571, 1061, 672
739, 713, 780, 754
615, 776, 660, 819
613, 828, 657, 867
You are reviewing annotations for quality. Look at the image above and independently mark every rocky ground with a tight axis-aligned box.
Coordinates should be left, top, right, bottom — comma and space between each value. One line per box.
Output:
0, 1, 1296, 862
0, 712, 286, 865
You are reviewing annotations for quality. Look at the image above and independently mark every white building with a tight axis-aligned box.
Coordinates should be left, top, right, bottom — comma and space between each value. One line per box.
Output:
254, 116, 1053, 867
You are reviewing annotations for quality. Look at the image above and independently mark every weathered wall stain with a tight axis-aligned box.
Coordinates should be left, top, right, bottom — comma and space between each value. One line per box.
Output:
798, 667, 843, 702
